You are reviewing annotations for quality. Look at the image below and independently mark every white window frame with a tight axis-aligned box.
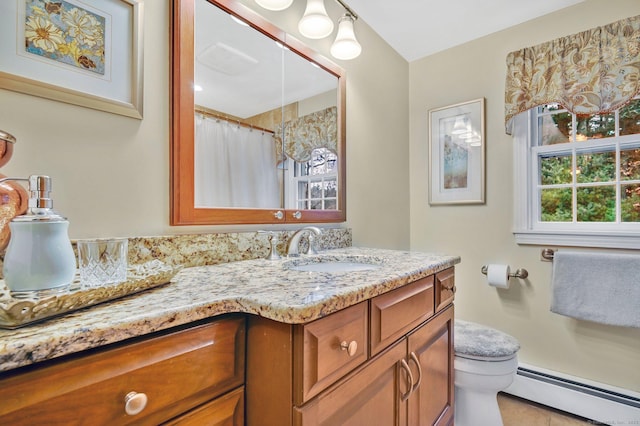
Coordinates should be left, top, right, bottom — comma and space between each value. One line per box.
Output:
284, 148, 339, 211
512, 109, 640, 249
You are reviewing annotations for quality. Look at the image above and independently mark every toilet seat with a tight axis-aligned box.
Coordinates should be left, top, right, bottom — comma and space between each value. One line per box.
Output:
454, 319, 520, 361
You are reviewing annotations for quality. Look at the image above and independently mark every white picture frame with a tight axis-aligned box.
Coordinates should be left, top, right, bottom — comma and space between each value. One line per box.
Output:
428, 98, 485, 205
0, 0, 144, 119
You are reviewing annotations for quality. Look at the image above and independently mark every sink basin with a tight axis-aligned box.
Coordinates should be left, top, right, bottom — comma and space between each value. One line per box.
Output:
284, 255, 383, 273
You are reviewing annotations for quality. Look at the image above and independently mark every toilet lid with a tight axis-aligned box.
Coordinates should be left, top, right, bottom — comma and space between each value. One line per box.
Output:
454, 320, 520, 360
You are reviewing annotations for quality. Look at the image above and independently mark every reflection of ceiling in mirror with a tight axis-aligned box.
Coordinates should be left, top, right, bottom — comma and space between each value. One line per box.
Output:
195, 0, 337, 119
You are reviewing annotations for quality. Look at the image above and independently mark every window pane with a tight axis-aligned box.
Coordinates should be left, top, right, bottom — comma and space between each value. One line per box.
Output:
539, 103, 564, 113
620, 99, 640, 136
541, 188, 572, 222
310, 182, 322, 198
324, 199, 337, 210
622, 184, 640, 222
309, 148, 338, 175
540, 154, 572, 185
621, 148, 640, 181
298, 201, 307, 209
539, 112, 571, 145
323, 179, 337, 197
576, 150, 615, 183
575, 113, 615, 140
577, 186, 615, 222
310, 200, 322, 209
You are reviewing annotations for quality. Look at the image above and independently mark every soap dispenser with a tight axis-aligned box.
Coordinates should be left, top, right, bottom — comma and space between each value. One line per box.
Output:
2, 175, 76, 299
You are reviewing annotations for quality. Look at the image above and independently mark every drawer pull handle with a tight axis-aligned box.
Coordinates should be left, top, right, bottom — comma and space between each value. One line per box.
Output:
340, 340, 358, 356
399, 359, 414, 402
409, 352, 423, 392
124, 391, 148, 416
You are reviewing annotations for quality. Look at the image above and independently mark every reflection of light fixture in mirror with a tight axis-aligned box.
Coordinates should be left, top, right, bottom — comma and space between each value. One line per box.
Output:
299, 0, 334, 39
331, 13, 361, 60
464, 131, 482, 146
255, 0, 293, 11
451, 116, 469, 135
194, 84, 203, 92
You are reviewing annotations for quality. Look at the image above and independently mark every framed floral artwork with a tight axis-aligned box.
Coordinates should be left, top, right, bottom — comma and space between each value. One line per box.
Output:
0, 0, 144, 119
428, 98, 485, 205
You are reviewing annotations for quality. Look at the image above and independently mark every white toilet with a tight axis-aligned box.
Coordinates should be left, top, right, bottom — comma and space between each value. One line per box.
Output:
454, 320, 520, 426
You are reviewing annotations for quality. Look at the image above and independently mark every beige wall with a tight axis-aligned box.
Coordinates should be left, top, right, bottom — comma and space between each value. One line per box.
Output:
0, 0, 410, 249
409, 0, 640, 391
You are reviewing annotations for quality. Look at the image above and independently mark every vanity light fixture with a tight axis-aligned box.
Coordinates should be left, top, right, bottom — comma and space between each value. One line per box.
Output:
255, 0, 293, 11
298, 0, 334, 39
330, 13, 361, 60
255, 0, 362, 60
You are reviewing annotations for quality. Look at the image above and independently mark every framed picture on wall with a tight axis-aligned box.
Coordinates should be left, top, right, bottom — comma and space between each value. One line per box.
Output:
0, 0, 144, 119
428, 98, 485, 205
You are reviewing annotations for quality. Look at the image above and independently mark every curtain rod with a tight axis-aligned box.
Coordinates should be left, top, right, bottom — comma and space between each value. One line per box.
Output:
195, 107, 275, 134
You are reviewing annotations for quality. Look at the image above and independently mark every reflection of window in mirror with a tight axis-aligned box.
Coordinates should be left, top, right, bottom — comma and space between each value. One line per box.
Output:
285, 147, 339, 210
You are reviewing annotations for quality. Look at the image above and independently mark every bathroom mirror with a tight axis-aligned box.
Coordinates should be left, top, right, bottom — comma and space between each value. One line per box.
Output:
171, 0, 346, 225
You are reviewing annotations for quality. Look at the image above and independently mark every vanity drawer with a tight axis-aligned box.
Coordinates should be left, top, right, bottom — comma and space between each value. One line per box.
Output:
370, 276, 435, 356
0, 316, 245, 425
435, 268, 456, 312
294, 302, 368, 404
163, 386, 244, 426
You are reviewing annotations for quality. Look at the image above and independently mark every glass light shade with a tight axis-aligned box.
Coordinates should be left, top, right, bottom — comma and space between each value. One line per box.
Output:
255, 0, 293, 11
451, 116, 469, 134
330, 14, 361, 60
298, 0, 334, 39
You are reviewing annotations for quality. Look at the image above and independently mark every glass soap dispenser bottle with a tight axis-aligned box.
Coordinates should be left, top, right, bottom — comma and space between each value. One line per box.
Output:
2, 175, 76, 299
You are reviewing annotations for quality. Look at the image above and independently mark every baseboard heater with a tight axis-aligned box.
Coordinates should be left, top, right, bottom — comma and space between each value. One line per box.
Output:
503, 364, 640, 424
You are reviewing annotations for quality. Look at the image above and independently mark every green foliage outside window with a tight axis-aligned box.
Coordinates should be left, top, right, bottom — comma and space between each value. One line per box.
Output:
538, 100, 640, 223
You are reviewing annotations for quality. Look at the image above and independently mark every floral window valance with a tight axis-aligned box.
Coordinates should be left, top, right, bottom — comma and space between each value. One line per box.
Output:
275, 106, 337, 163
504, 15, 640, 133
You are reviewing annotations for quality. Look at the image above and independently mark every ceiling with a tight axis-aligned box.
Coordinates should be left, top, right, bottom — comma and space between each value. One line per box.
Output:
345, 0, 585, 62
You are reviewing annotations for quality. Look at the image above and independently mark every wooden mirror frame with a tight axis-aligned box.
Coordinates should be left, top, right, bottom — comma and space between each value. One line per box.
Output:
170, 0, 346, 225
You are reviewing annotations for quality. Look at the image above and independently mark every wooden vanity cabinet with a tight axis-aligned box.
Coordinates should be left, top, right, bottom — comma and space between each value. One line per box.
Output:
247, 270, 455, 426
435, 268, 455, 313
0, 315, 245, 425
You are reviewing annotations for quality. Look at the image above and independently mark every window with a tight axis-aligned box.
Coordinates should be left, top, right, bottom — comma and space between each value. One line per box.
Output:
513, 99, 640, 248
285, 147, 338, 210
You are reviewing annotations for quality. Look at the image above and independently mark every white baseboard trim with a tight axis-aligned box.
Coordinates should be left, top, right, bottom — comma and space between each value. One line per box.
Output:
503, 363, 640, 425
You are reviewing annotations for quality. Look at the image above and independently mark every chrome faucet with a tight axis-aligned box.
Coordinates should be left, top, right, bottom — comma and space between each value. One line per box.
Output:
287, 226, 322, 257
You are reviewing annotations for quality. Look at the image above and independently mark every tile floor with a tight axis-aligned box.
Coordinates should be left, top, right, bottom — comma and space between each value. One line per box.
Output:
497, 393, 597, 425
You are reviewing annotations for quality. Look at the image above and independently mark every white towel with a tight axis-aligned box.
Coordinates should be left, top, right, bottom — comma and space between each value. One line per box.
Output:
550, 250, 640, 328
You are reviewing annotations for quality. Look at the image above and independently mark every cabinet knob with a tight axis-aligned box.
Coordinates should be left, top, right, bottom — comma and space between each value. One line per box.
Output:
340, 340, 358, 356
124, 391, 148, 416
292, 211, 302, 220
273, 210, 284, 220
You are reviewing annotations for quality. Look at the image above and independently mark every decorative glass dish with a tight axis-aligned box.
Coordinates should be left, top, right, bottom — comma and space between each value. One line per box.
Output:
0, 260, 182, 329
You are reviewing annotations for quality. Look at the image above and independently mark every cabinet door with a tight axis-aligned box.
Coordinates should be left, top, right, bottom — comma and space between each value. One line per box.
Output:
294, 340, 407, 426
407, 306, 454, 426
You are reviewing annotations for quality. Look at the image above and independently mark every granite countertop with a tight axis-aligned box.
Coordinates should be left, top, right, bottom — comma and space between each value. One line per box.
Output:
0, 247, 459, 373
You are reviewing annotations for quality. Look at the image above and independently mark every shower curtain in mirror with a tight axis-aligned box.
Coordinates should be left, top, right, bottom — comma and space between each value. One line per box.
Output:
195, 115, 280, 208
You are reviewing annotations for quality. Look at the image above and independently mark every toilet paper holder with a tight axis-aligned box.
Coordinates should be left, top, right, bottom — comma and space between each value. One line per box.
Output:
480, 265, 529, 279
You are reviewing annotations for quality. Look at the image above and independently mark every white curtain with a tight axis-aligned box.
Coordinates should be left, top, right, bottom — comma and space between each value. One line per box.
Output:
195, 115, 280, 208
